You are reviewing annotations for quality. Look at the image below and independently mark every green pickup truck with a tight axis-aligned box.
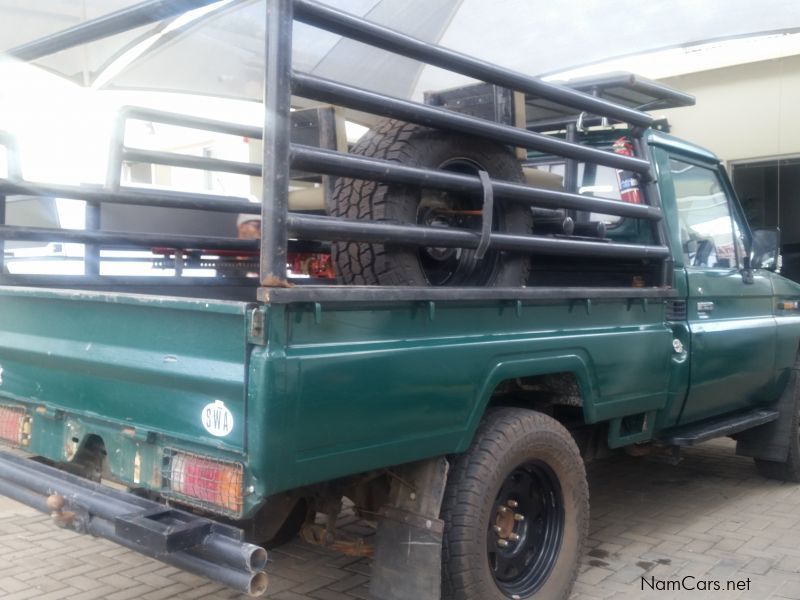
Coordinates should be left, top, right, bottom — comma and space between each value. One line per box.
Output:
0, 2, 798, 600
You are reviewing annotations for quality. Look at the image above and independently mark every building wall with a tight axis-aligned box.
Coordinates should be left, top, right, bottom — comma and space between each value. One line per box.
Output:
657, 54, 800, 164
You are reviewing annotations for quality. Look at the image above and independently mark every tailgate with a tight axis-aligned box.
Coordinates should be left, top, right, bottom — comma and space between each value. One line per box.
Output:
0, 287, 250, 451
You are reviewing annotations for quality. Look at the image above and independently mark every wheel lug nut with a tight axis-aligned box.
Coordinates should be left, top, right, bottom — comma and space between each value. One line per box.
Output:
509, 533, 520, 542
497, 539, 509, 548
498, 506, 509, 514
493, 525, 502, 534
507, 500, 519, 508
514, 514, 525, 522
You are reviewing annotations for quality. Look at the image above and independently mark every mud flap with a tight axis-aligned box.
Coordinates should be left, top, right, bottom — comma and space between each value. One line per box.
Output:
369, 457, 449, 600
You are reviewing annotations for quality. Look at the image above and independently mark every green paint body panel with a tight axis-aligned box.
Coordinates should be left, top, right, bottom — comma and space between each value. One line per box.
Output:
2, 135, 800, 519
251, 299, 672, 494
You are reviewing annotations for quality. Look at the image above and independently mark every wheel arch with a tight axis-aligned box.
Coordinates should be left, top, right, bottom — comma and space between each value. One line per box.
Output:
457, 352, 599, 453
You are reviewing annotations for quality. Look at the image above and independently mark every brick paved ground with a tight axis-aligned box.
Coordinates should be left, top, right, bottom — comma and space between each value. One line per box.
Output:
3, 438, 800, 599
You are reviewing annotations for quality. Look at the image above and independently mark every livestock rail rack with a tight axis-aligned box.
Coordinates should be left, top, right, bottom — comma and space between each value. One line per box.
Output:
0, 0, 693, 303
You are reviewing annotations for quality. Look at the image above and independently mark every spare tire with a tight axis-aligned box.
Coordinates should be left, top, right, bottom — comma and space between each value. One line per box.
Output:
329, 119, 533, 286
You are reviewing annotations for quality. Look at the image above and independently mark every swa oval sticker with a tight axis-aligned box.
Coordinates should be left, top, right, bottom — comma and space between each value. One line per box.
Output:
202, 400, 234, 437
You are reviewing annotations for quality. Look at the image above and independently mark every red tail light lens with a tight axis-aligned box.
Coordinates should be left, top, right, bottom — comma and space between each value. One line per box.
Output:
0, 406, 30, 447
167, 451, 244, 516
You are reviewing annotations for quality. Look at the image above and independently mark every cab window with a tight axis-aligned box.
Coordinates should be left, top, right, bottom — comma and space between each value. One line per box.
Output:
671, 158, 738, 269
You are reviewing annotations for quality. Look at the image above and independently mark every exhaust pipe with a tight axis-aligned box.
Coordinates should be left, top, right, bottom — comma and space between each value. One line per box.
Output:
0, 450, 269, 596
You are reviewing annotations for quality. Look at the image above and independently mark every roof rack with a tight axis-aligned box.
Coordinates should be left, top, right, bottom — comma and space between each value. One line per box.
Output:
526, 72, 695, 132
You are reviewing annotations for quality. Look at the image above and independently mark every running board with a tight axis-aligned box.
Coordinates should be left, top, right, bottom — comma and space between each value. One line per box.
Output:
661, 409, 779, 447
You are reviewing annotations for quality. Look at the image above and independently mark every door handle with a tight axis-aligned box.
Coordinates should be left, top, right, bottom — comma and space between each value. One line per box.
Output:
697, 301, 715, 312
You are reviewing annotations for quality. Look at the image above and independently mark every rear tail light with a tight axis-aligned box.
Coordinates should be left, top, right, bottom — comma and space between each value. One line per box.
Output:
165, 450, 244, 516
0, 406, 31, 447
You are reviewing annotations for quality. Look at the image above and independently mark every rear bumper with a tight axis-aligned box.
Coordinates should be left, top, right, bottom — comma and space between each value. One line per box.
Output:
0, 449, 269, 596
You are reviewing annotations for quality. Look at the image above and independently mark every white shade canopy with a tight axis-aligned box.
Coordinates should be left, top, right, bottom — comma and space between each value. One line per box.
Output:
1, 0, 799, 100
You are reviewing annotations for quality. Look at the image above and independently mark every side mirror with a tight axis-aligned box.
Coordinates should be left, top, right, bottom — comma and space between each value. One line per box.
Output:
752, 228, 780, 271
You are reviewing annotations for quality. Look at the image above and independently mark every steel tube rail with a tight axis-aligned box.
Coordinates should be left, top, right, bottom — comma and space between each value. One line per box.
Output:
633, 136, 673, 286
292, 72, 651, 175
288, 214, 671, 260
106, 107, 263, 189
7, 0, 221, 61
106, 128, 125, 190
122, 149, 261, 177
118, 106, 262, 139
261, 0, 294, 283
84, 202, 101, 276
0, 225, 257, 252
88, 519, 268, 596
0, 455, 148, 517
0, 476, 51, 513
0, 216, 669, 262
0, 195, 5, 273
0, 452, 268, 578
292, 0, 654, 128
291, 145, 661, 221
0, 132, 22, 180
37, 144, 661, 225
0, 274, 260, 287
0, 181, 259, 215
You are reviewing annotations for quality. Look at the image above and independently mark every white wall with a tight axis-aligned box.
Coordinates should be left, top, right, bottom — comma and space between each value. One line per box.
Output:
656, 54, 800, 164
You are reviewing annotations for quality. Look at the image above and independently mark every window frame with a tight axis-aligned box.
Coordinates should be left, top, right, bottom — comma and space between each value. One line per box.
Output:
668, 154, 748, 271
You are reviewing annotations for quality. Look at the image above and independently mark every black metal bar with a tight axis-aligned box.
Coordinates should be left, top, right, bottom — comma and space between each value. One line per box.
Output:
85, 203, 101, 276
0, 274, 258, 287
259, 284, 675, 304
0, 474, 51, 513
0, 195, 5, 273
261, 0, 294, 284
0, 132, 22, 180
122, 149, 261, 177
287, 213, 671, 260
291, 145, 661, 221
0, 225, 257, 252
475, 170, 493, 260
7, 0, 221, 61
292, 0, 653, 128
563, 124, 579, 195
292, 72, 651, 175
119, 107, 263, 139
0, 181, 259, 215
88, 519, 268, 596
105, 113, 127, 191
632, 135, 673, 287
0, 451, 268, 596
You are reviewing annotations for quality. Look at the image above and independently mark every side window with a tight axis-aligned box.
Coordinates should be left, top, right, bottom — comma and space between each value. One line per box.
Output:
671, 158, 738, 269
530, 162, 623, 227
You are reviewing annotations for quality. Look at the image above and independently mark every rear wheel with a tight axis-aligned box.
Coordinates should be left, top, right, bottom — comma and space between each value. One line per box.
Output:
441, 409, 588, 600
329, 119, 532, 287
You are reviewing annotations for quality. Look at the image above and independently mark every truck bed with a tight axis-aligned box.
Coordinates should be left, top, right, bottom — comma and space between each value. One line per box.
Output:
0, 286, 250, 454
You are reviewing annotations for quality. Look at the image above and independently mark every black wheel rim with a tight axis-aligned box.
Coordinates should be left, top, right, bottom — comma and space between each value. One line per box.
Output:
487, 460, 565, 598
416, 158, 505, 286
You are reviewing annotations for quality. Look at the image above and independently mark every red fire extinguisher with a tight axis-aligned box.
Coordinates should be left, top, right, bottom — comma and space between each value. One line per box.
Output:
612, 137, 643, 204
